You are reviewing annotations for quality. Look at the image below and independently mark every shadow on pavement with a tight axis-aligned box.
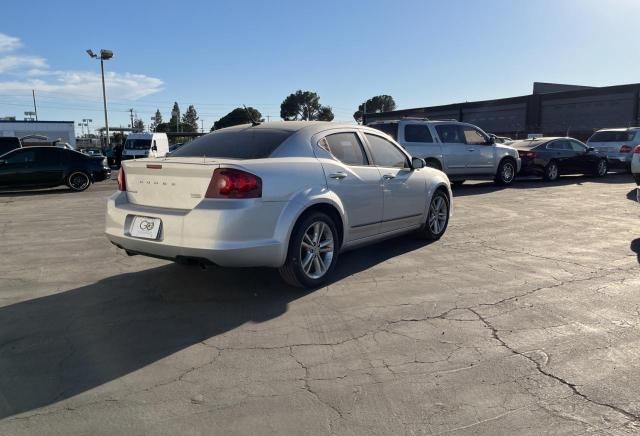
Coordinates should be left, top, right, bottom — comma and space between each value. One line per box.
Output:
0, 234, 432, 419
0, 187, 74, 197
631, 239, 640, 264
626, 188, 639, 202
453, 173, 634, 197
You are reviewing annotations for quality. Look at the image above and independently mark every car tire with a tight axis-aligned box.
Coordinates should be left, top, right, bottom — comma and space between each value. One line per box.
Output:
495, 158, 516, 186
543, 160, 559, 182
417, 189, 450, 241
279, 212, 339, 289
67, 171, 91, 192
425, 159, 442, 171
594, 159, 608, 177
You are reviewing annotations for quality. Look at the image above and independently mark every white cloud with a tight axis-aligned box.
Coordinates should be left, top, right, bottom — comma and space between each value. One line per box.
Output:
0, 55, 48, 73
0, 33, 21, 52
0, 34, 163, 100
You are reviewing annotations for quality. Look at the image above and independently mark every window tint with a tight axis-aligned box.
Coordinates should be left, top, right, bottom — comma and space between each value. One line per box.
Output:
404, 124, 433, 143
369, 123, 398, 140
323, 133, 368, 166
35, 148, 62, 164
462, 126, 488, 145
435, 125, 463, 143
364, 133, 407, 168
0, 137, 21, 156
5, 149, 36, 164
588, 131, 635, 142
569, 140, 586, 152
173, 128, 295, 159
547, 140, 571, 150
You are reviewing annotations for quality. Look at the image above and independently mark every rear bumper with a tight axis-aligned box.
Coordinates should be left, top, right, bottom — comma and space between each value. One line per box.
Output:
518, 160, 544, 176
105, 191, 288, 267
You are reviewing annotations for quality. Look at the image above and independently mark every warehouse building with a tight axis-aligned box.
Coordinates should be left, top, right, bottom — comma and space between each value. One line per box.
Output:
365, 82, 640, 141
0, 120, 76, 147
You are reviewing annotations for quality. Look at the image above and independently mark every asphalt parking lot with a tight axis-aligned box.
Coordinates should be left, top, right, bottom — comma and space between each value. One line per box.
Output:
1, 174, 639, 435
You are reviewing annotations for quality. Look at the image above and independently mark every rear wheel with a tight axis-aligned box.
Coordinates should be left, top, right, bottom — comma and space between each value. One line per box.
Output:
495, 158, 516, 186
543, 161, 559, 181
279, 212, 339, 288
417, 189, 450, 241
594, 159, 608, 177
67, 171, 91, 192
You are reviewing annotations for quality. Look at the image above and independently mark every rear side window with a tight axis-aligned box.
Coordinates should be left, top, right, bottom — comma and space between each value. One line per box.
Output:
35, 148, 62, 164
435, 125, 464, 143
547, 140, 571, 150
5, 149, 36, 164
369, 123, 398, 140
173, 128, 295, 159
404, 124, 433, 143
323, 133, 368, 166
364, 133, 408, 168
588, 131, 635, 142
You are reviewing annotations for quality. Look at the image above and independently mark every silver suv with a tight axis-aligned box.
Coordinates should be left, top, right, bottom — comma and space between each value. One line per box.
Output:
587, 127, 640, 171
368, 119, 521, 186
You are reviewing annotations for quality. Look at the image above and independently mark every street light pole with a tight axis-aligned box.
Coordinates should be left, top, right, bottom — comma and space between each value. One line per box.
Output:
100, 57, 110, 148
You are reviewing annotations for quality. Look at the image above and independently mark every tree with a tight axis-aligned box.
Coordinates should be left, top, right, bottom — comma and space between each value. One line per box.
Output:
133, 118, 145, 132
213, 107, 264, 130
353, 95, 396, 123
169, 102, 180, 129
155, 121, 192, 133
280, 90, 334, 121
151, 109, 162, 131
182, 105, 199, 132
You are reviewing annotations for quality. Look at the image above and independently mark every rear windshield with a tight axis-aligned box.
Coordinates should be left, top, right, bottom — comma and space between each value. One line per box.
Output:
511, 139, 546, 149
172, 128, 295, 159
588, 131, 636, 142
369, 123, 398, 140
125, 139, 152, 150
0, 137, 21, 156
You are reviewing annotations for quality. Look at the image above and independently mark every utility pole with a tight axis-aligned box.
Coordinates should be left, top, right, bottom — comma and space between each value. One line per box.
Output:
32, 89, 38, 121
87, 49, 113, 149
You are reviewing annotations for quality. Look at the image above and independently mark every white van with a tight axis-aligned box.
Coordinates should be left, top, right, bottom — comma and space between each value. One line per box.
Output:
122, 133, 169, 160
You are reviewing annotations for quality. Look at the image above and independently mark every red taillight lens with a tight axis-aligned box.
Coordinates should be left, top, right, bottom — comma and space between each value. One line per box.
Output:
634, 145, 640, 154
205, 168, 262, 199
620, 145, 632, 153
518, 150, 536, 159
117, 167, 126, 191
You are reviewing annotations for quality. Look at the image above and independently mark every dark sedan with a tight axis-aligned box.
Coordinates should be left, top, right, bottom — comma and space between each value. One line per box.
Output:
0, 146, 111, 192
513, 137, 608, 181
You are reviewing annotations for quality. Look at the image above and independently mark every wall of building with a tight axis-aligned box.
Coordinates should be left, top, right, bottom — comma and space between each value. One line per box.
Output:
0, 121, 76, 146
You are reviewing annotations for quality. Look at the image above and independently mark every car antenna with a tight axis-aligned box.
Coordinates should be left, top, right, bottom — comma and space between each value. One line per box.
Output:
243, 105, 261, 127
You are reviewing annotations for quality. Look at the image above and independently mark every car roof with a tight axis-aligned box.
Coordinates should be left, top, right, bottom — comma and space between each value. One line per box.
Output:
593, 127, 640, 132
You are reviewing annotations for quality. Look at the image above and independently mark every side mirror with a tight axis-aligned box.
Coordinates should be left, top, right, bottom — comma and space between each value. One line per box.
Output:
411, 157, 426, 170
487, 135, 496, 145
587, 147, 595, 152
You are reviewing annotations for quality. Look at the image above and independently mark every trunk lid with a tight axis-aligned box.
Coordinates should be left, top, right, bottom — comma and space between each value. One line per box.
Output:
123, 157, 220, 209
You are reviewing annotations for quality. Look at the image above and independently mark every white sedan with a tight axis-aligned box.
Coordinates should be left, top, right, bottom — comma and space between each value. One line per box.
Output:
106, 122, 452, 288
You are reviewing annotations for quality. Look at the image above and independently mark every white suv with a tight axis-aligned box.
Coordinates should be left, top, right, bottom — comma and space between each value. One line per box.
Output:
368, 119, 521, 186
587, 128, 640, 171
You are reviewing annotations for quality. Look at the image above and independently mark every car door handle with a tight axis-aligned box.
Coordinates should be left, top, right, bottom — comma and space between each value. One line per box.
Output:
329, 172, 347, 180
467, 148, 475, 152
382, 174, 396, 180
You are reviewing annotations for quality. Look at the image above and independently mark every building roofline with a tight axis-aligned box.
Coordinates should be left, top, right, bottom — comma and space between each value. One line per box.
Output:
0, 120, 75, 124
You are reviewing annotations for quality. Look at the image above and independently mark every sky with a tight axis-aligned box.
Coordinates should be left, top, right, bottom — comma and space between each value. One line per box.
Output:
0, 0, 639, 133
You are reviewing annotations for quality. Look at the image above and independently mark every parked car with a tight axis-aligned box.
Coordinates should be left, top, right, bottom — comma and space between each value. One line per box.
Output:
106, 122, 452, 288
587, 128, 640, 171
367, 119, 521, 186
0, 146, 111, 192
632, 145, 640, 185
490, 134, 513, 145
122, 132, 169, 160
0, 136, 22, 156
512, 137, 608, 181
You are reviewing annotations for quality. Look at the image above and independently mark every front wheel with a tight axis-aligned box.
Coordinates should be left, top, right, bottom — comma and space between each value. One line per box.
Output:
67, 171, 91, 192
279, 212, 339, 288
594, 159, 608, 177
495, 158, 516, 186
417, 190, 450, 241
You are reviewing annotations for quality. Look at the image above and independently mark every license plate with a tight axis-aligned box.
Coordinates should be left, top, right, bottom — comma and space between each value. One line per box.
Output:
129, 216, 161, 240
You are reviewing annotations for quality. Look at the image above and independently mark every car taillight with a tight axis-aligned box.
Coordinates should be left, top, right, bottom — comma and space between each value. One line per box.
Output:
620, 145, 632, 153
635, 145, 640, 154
117, 167, 126, 191
518, 150, 536, 158
205, 168, 262, 199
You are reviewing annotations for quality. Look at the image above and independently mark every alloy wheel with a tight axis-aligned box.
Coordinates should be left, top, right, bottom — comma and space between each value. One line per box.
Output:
548, 163, 558, 180
299, 221, 334, 279
597, 160, 607, 176
502, 162, 515, 183
428, 195, 448, 235
69, 172, 90, 191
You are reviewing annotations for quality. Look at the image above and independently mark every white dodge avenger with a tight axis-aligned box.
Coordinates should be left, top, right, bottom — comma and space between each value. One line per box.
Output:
106, 122, 452, 288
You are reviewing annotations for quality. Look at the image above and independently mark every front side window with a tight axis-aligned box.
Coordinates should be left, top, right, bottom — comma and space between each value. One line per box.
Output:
323, 133, 368, 166
364, 133, 407, 168
435, 125, 464, 143
569, 140, 587, 152
5, 149, 36, 164
462, 126, 489, 145
404, 124, 433, 143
